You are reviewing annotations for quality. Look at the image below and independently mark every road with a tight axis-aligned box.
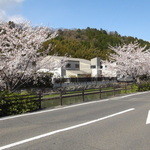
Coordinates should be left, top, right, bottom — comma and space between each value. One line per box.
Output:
0, 92, 150, 150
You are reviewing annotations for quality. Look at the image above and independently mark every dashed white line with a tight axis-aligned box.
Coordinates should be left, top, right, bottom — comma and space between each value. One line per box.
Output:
0, 108, 135, 150
146, 110, 150, 125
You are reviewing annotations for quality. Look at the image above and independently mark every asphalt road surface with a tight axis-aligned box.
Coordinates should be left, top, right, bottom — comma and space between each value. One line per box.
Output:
0, 91, 150, 150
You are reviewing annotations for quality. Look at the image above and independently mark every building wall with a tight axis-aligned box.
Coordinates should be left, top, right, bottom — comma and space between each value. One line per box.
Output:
64, 60, 91, 77
80, 62, 91, 74
91, 57, 102, 77
65, 70, 77, 77
65, 60, 80, 70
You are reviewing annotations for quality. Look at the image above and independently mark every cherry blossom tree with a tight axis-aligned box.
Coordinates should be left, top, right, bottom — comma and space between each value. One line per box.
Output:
103, 42, 150, 82
0, 21, 65, 91
101, 61, 117, 77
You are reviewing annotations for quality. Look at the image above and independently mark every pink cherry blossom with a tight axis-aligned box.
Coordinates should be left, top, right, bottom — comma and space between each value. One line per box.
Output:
0, 21, 64, 91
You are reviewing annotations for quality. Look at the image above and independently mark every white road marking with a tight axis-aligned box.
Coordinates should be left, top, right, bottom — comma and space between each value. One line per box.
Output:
146, 110, 150, 125
0, 99, 109, 121
119, 91, 150, 98
0, 91, 149, 121
0, 108, 135, 150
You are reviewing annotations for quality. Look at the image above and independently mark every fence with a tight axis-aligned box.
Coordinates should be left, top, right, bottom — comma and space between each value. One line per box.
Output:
53, 77, 118, 88
54, 77, 117, 83
0, 83, 135, 117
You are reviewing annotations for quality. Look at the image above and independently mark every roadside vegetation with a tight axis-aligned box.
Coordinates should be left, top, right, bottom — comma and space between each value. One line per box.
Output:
1, 82, 148, 117
0, 91, 39, 117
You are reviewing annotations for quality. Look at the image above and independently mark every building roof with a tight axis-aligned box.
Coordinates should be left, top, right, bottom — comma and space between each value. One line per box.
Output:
42, 56, 91, 65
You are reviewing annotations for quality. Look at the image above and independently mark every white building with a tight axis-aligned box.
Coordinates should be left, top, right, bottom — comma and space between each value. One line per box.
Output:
91, 57, 102, 77
38, 56, 116, 78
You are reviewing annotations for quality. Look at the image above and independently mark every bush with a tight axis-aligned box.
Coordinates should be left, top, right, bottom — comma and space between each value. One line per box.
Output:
9, 73, 53, 91
137, 82, 150, 92
0, 91, 40, 117
54, 78, 67, 84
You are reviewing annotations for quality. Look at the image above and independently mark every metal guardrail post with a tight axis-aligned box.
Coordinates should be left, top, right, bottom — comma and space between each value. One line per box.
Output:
99, 86, 102, 99
38, 92, 42, 109
82, 88, 85, 102
125, 83, 127, 94
113, 85, 116, 96
60, 90, 63, 106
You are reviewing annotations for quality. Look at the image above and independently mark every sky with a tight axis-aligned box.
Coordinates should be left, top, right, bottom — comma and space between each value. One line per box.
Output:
0, 0, 150, 41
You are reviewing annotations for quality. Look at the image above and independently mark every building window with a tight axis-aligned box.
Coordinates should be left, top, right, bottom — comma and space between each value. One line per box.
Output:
75, 64, 79, 69
66, 63, 71, 68
100, 66, 103, 69
91, 65, 96, 69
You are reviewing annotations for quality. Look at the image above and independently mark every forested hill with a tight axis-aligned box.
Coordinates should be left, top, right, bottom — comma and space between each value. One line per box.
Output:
42, 27, 150, 60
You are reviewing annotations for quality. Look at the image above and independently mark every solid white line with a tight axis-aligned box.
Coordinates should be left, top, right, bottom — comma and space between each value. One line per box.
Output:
119, 91, 150, 99
0, 108, 135, 150
0, 99, 109, 121
146, 110, 150, 125
0, 91, 149, 121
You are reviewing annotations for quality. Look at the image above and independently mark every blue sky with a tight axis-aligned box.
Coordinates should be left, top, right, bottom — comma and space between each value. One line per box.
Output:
1, 0, 150, 41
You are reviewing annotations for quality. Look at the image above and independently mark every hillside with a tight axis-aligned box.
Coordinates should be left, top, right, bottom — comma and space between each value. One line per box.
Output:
42, 27, 150, 60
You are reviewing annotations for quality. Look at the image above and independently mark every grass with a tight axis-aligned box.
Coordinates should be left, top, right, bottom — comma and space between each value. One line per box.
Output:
42, 86, 116, 99
41, 84, 138, 108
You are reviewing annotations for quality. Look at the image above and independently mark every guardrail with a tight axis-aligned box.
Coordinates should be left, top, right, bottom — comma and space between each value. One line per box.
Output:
43, 83, 133, 105
53, 77, 117, 83
0, 83, 134, 117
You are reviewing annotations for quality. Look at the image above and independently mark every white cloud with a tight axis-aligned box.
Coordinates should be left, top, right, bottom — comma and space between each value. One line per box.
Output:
0, 0, 24, 9
0, 0, 26, 23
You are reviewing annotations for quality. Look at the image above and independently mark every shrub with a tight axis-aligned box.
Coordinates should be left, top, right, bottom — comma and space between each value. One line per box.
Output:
0, 92, 40, 117
19, 73, 53, 89
54, 78, 67, 84
137, 81, 150, 92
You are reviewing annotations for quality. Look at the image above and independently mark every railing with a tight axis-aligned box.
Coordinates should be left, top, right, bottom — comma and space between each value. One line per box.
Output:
47, 83, 133, 104
0, 83, 135, 117
53, 77, 117, 83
